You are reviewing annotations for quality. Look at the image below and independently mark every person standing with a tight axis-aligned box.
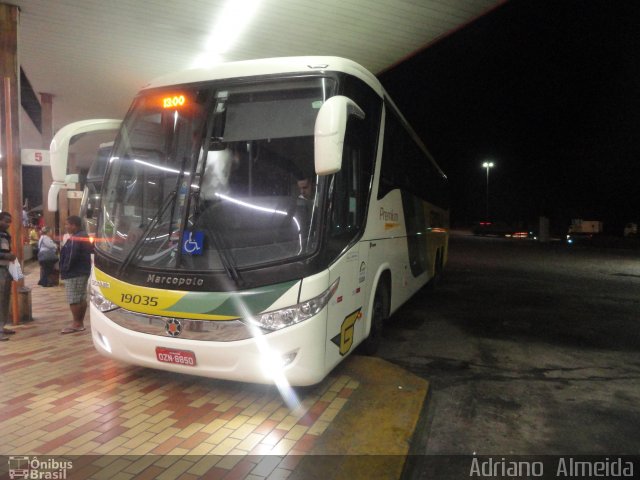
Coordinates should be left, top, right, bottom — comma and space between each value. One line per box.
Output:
59, 216, 93, 334
37, 226, 58, 287
0, 211, 17, 341
29, 224, 39, 259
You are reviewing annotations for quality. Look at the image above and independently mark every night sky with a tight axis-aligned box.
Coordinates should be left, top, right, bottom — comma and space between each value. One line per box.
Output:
379, 0, 640, 235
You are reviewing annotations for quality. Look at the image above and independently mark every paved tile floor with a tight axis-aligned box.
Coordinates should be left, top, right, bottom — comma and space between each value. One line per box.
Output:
0, 263, 360, 478
1, 262, 427, 480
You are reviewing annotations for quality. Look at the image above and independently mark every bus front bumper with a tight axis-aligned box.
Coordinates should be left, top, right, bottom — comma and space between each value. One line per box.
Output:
90, 303, 328, 386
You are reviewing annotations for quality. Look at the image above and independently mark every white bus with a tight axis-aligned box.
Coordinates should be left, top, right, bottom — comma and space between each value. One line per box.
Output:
47, 119, 120, 237
80, 141, 114, 237
89, 57, 449, 386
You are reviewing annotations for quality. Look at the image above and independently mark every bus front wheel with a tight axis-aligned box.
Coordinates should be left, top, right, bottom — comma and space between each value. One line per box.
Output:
360, 282, 389, 355
427, 250, 443, 291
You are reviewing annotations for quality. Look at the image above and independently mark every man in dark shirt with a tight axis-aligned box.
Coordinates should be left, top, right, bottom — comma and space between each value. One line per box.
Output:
0, 211, 17, 341
59, 215, 93, 334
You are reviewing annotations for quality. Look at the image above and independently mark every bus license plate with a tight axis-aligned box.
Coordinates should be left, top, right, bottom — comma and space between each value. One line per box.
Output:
155, 347, 196, 366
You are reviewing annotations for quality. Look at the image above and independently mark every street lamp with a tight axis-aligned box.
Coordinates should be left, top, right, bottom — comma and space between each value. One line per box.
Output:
482, 161, 494, 220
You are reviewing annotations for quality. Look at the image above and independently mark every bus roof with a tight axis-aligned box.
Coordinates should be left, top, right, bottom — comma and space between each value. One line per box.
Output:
142, 55, 444, 179
141, 56, 385, 97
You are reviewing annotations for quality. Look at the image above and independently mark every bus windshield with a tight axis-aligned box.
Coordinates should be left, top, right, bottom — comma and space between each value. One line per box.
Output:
97, 77, 335, 273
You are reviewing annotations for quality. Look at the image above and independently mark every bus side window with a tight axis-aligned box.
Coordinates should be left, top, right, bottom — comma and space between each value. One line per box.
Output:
329, 120, 371, 240
331, 152, 356, 234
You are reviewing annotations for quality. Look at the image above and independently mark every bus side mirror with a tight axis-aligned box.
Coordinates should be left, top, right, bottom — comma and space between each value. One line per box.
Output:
314, 95, 365, 176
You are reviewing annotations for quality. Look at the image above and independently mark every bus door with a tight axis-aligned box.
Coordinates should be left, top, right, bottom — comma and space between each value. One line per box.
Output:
324, 125, 371, 368
327, 243, 369, 368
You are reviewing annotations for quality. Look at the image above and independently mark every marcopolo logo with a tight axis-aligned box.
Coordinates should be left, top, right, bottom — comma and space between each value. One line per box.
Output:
147, 273, 204, 287
8, 456, 72, 479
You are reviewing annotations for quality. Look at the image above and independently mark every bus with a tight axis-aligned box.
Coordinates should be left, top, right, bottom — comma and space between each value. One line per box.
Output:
47, 119, 121, 236
80, 141, 114, 237
89, 56, 449, 386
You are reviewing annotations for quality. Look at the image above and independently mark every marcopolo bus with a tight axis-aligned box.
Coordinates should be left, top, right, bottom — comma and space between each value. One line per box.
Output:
89, 56, 449, 386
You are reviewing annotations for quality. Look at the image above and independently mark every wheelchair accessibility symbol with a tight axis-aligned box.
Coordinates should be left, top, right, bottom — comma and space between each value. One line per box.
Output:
182, 231, 204, 255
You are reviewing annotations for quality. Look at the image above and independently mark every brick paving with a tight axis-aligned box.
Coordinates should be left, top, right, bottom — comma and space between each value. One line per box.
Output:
0, 262, 361, 478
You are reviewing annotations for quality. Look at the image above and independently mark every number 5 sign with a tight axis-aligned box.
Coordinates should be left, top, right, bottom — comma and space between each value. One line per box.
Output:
20, 148, 50, 166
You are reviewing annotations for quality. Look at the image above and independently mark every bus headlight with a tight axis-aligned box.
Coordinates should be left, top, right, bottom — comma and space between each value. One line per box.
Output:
248, 278, 339, 331
90, 287, 119, 312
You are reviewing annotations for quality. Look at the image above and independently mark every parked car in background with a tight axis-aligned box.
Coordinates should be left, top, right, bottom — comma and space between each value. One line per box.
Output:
473, 222, 515, 237
566, 219, 602, 245
568, 219, 602, 235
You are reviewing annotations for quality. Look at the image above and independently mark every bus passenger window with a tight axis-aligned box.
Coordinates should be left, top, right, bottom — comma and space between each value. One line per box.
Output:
330, 120, 371, 241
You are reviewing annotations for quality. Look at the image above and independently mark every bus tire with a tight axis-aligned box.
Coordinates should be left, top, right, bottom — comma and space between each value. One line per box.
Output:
427, 250, 443, 291
360, 281, 389, 355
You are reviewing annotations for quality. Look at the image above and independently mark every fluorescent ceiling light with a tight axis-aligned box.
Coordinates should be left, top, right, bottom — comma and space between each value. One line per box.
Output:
191, 52, 223, 69
191, 0, 263, 69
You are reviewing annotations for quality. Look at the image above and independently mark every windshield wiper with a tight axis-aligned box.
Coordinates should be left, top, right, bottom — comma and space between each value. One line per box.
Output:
204, 221, 243, 287
116, 189, 177, 276
183, 112, 242, 287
